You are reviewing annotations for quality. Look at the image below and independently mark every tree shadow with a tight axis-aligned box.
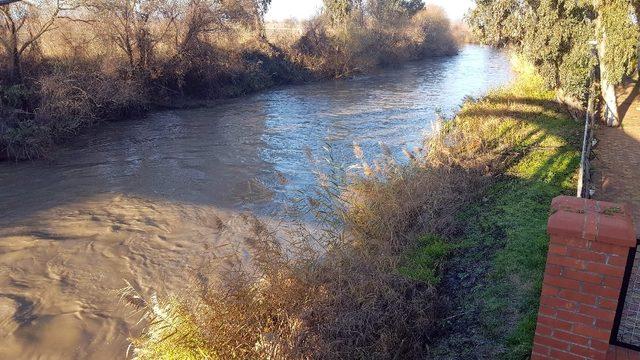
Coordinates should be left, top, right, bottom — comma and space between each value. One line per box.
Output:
618, 79, 640, 125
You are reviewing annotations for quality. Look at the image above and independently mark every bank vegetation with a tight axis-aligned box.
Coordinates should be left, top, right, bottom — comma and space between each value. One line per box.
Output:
0, 0, 458, 160
121, 59, 581, 359
122, 1, 640, 358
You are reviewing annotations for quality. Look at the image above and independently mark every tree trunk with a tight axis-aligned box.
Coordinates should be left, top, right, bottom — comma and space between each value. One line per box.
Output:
637, 38, 640, 77
633, 2, 640, 77
596, 7, 620, 127
8, 33, 22, 83
600, 74, 619, 127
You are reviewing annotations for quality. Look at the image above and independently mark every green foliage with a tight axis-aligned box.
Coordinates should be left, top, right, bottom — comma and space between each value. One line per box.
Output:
323, 0, 360, 24
399, 234, 455, 286
367, 0, 425, 22
599, 0, 639, 84
467, 0, 528, 47
469, 0, 637, 98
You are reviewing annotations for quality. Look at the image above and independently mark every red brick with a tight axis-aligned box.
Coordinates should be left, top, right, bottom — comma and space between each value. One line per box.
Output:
542, 285, 560, 297
554, 237, 590, 250
585, 262, 625, 277
556, 309, 594, 326
603, 275, 623, 289
564, 268, 603, 285
539, 304, 557, 317
535, 324, 554, 336
590, 339, 610, 352
551, 196, 586, 211
567, 247, 607, 262
535, 335, 570, 351
572, 323, 611, 341
559, 289, 597, 305
532, 342, 550, 357
578, 304, 616, 321
570, 343, 604, 358
545, 264, 563, 276
590, 242, 627, 256
606, 254, 628, 267
548, 254, 586, 269
541, 295, 578, 311
581, 283, 620, 299
595, 318, 614, 329
549, 244, 568, 255
584, 212, 598, 241
598, 215, 637, 247
598, 298, 619, 310
531, 353, 549, 359
552, 329, 590, 346
548, 209, 585, 236
545, 275, 581, 291
549, 348, 585, 360
537, 315, 573, 331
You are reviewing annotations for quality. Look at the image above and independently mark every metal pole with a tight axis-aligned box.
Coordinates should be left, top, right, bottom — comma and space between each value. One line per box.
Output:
577, 41, 599, 198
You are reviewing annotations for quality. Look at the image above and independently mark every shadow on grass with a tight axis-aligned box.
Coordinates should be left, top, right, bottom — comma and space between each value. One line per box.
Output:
428, 84, 600, 359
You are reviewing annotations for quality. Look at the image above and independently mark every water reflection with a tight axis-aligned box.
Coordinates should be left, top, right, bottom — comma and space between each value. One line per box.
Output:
259, 45, 512, 203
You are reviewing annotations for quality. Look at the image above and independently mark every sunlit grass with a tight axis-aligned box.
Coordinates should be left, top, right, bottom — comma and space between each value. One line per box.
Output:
428, 66, 580, 358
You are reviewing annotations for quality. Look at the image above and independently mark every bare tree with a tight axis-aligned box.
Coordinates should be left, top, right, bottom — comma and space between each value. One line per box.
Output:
86, 0, 179, 75
177, 0, 223, 52
0, 0, 67, 82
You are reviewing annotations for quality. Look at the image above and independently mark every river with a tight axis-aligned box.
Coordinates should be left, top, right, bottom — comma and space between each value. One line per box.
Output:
0, 45, 512, 359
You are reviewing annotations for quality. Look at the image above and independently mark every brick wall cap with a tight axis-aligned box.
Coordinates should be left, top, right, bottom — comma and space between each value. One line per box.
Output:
548, 196, 636, 247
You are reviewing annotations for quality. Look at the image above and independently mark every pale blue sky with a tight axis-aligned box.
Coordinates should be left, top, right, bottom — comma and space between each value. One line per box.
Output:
266, 0, 474, 21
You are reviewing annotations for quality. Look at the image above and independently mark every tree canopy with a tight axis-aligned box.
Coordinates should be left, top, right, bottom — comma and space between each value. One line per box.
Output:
469, 0, 638, 100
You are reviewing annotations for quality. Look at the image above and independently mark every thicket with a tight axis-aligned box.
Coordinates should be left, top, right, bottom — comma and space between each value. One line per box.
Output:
0, 0, 458, 161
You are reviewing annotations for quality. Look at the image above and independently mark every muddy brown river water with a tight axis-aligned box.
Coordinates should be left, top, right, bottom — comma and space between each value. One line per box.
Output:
0, 45, 512, 359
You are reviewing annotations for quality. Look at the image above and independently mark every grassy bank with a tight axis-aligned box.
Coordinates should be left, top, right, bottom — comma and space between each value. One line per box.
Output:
0, 3, 457, 161
417, 66, 582, 358
123, 64, 581, 359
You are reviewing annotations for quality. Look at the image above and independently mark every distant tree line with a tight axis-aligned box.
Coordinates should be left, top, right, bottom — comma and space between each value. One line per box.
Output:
468, 0, 639, 126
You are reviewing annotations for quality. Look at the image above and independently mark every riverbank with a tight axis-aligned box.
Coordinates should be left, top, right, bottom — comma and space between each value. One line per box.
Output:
0, 5, 457, 162
125, 62, 581, 359
415, 66, 582, 358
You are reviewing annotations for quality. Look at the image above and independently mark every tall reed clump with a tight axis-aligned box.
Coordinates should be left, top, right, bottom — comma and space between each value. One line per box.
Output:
123, 67, 569, 359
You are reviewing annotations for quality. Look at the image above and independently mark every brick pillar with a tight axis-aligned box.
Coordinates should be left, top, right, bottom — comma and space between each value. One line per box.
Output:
532, 196, 637, 360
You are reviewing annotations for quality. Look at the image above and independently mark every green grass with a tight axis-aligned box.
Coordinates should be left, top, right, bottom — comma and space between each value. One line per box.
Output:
419, 70, 582, 358
399, 234, 457, 286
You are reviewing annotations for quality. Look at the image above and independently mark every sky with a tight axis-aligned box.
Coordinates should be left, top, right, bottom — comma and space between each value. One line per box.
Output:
265, 0, 474, 22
